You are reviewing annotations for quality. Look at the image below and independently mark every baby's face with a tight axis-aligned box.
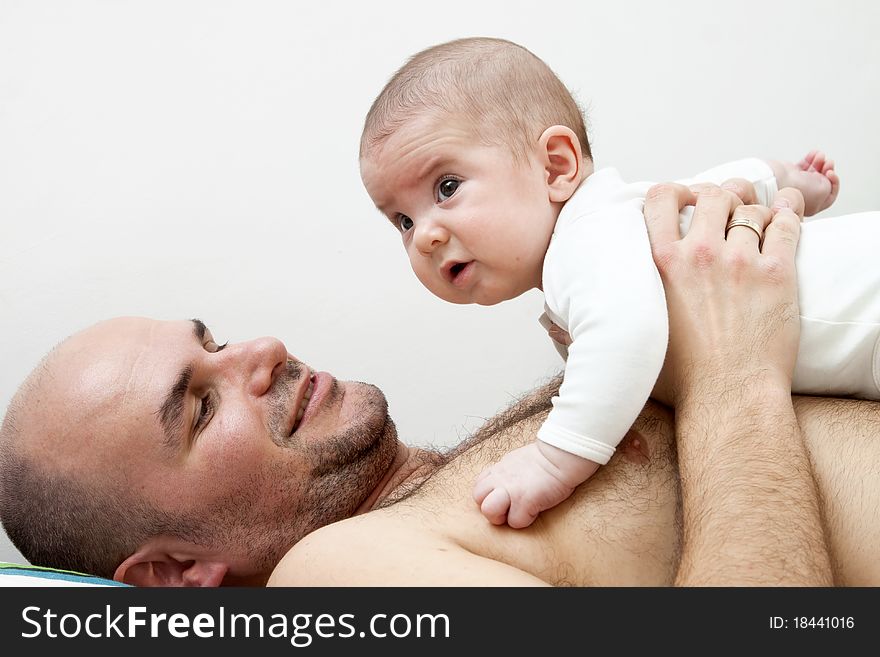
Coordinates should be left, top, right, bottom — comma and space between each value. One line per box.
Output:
360, 115, 558, 306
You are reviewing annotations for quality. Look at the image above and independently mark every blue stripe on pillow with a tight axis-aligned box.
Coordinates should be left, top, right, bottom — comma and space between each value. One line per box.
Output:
0, 563, 129, 586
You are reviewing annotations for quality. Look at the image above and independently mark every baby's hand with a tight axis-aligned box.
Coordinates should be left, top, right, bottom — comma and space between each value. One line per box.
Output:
473, 441, 600, 528
768, 151, 840, 216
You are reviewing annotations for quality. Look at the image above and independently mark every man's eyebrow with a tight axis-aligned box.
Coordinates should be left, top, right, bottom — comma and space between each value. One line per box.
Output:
191, 317, 207, 341
155, 319, 206, 449
157, 365, 194, 449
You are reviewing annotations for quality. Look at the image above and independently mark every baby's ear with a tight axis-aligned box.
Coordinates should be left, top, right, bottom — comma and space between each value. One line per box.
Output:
538, 126, 583, 203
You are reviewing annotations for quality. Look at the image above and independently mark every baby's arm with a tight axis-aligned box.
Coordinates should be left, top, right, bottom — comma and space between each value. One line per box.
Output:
765, 151, 840, 216
473, 202, 669, 528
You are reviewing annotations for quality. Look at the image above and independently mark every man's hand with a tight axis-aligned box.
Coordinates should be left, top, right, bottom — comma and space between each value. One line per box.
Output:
643, 180, 833, 586
646, 181, 802, 406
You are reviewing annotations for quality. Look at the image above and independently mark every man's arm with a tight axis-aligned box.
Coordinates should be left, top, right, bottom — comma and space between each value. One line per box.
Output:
674, 375, 830, 585
644, 181, 833, 586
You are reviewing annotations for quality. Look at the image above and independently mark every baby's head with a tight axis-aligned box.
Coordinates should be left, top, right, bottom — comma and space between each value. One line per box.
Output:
360, 37, 592, 306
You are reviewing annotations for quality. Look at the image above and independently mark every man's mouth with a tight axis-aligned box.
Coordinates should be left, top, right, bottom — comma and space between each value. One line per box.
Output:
290, 372, 316, 435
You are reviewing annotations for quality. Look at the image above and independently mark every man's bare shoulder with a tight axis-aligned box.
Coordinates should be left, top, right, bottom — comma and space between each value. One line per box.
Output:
267, 509, 548, 586
267, 511, 433, 586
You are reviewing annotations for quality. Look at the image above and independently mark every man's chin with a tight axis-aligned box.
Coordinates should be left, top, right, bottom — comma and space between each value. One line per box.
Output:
308, 381, 395, 476
302, 409, 398, 531
338, 379, 388, 421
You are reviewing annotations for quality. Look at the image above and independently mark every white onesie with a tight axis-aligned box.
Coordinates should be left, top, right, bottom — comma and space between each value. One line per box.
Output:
537, 159, 880, 464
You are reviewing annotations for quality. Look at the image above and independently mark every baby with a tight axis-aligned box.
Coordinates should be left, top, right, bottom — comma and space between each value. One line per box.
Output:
359, 37, 880, 528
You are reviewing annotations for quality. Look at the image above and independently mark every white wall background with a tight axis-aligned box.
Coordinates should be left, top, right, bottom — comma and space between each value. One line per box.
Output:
1, 0, 878, 565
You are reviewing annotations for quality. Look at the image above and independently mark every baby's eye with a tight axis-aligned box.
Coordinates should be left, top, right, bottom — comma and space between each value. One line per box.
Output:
397, 214, 414, 232
437, 178, 460, 202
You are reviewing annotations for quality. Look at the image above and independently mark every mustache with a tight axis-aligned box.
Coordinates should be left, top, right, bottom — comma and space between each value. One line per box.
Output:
267, 359, 306, 442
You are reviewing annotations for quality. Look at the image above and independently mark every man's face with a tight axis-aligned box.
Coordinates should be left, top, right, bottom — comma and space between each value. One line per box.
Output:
28, 317, 398, 579
360, 114, 557, 306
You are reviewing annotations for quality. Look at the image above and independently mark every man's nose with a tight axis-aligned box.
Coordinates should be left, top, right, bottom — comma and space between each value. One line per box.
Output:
413, 215, 449, 255
225, 336, 291, 397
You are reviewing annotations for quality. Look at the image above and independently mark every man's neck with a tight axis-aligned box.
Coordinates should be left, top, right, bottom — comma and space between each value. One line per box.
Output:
354, 376, 564, 516
353, 442, 442, 514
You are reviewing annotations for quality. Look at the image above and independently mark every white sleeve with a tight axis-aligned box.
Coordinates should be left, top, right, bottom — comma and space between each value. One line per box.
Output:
676, 157, 778, 205
538, 201, 668, 464
538, 310, 569, 360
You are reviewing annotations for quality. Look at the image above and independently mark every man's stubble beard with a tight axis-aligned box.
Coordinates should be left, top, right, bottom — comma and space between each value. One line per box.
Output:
266, 365, 395, 481
217, 377, 399, 573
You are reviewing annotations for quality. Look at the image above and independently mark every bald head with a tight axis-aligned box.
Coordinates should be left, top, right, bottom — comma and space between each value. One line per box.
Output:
0, 319, 194, 578
7, 319, 141, 475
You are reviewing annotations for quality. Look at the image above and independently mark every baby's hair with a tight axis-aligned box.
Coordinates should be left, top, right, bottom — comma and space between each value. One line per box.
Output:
360, 37, 591, 163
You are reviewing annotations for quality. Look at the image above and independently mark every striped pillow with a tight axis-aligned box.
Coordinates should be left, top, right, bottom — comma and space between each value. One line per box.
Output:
0, 562, 129, 587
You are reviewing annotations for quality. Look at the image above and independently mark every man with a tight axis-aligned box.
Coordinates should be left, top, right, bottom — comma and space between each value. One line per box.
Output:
1, 183, 877, 586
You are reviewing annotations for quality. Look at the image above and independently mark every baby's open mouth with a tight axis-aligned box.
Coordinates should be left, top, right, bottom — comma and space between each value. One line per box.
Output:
444, 260, 473, 285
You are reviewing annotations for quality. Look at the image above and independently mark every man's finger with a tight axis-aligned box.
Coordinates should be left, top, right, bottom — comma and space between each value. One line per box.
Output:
761, 188, 805, 263
643, 183, 694, 248
720, 178, 758, 205
687, 184, 743, 244
772, 187, 806, 220
725, 204, 772, 252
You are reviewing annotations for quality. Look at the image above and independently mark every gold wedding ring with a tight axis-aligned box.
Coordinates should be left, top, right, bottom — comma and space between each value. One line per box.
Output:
725, 217, 764, 247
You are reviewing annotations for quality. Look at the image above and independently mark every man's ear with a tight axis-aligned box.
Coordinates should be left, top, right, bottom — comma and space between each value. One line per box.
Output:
538, 125, 584, 203
114, 540, 230, 587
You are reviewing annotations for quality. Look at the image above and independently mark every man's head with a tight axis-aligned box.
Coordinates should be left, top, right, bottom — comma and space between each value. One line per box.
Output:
360, 37, 591, 307
0, 317, 399, 585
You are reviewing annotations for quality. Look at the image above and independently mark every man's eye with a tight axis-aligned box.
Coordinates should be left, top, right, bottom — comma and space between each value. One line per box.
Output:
197, 394, 215, 429
437, 178, 460, 202
397, 214, 414, 232
204, 340, 228, 353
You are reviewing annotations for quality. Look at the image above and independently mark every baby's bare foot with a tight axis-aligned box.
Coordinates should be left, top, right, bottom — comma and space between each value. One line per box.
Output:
794, 150, 840, 215
768, 151, 840, 216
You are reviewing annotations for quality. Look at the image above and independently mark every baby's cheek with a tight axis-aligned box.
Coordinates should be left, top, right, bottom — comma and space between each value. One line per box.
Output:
416, 268, 460, 303
413, 266, 433, 288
